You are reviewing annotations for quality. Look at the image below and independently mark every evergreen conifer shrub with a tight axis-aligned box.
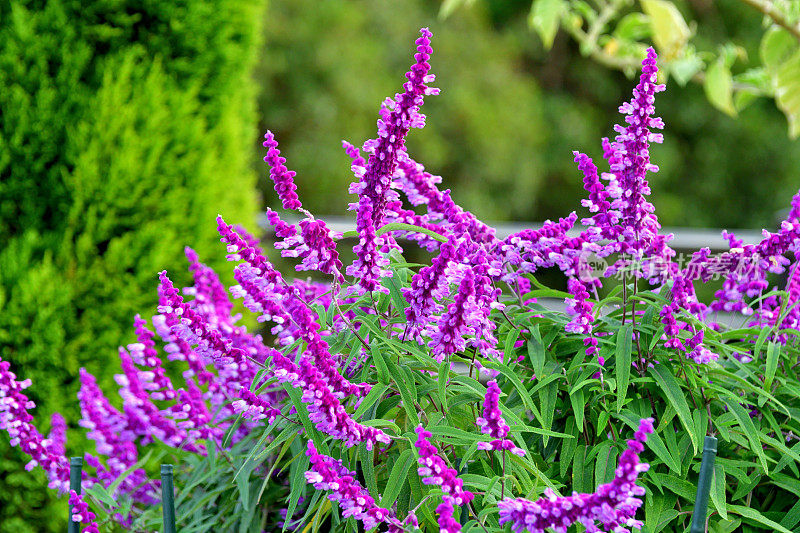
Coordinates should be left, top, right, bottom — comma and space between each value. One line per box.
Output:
0, 1, 265, 530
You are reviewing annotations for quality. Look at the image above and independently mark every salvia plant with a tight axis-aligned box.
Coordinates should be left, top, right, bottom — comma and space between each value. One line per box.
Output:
4, 27, 800, 533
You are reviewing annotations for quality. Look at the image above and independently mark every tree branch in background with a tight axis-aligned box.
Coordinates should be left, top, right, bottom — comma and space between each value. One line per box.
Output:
739, 0, 800, 42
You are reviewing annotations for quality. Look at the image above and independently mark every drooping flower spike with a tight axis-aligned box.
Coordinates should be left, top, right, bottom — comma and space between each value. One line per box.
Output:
498, 418, 654, 533
476, 380, 525, 456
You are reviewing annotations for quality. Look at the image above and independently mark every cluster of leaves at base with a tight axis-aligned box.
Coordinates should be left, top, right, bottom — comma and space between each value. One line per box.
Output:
89, 252, 800, 533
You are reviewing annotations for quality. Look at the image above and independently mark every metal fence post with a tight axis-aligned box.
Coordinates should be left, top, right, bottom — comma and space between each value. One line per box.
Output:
690, 436, 718, 533
68, 457, 83, 533
161, 464, 176, 533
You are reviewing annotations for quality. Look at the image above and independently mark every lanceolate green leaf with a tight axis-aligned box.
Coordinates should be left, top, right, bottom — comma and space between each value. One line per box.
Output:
650, 364, 699, 454
728, 504, 793, 533
615, 323, 633, 412
380, 449, 415, 508
721, 395, 769, 474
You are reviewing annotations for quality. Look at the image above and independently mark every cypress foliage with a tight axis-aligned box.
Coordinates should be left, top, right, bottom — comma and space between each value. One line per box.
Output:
0, 1, 265, 530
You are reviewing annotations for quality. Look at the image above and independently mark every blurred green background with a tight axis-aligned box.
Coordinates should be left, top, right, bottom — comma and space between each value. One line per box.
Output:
2, 0, 800, 530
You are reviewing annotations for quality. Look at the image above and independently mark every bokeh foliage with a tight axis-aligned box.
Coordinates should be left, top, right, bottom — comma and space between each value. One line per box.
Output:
257, 0, 800, 230
0, 0, 265, 530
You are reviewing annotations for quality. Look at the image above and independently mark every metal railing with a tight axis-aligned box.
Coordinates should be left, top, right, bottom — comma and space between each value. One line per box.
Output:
257, 214, 766, 251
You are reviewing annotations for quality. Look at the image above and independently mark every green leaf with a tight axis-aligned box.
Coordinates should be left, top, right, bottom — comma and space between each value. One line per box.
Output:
641, 0, 690, 59
765, 341, 779, 390
359, 443, 378, 501
353, 383, 390, 419
529, 0, 565, 50
569, 386, 585, 432
669, 54, 703, 86
728, 504, 793, 533
649, 364, 699, 454
775, 49, 800, 138
704, 58, 737, 117
593, 441, 617, 485
760, 26, 797, 70
615, 323, 633, 412
380, 449, 415, 508
573, 445, 589, 493
394, 367, 420, 427
84, 483, 118, 508
438, 359, 450, 412
720, 396, 769, 474
614, 13, 651, 41
780, 498, 800, 530
371, 343, 391, 384
711, 463, 727, 520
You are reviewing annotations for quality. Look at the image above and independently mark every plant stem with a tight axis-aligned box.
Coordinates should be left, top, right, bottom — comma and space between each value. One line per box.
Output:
501, 449, 507, 500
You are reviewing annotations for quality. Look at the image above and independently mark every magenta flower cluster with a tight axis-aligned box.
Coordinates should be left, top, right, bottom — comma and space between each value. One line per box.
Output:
415, 425, 475, 533
498, 418, 654, 533
476, 380, 526, 456
304, 440, 400, 530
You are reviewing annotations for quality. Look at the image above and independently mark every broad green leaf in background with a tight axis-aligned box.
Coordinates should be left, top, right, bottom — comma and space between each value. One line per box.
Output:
614, 13, 651, 42
704, 58, 737, 117
529, 0, 565, 50
760, 26, 797, 70
775, 49, 800, 138
641, 0, 690, 60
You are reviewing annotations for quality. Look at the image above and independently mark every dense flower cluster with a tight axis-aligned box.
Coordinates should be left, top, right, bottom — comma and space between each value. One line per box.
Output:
263, 130, 302, 211
69, 490, 100, 533
476, 380, 525, 456
498, 419, 654, 533
304, 440, 400, 530
1, 358, 70, 491
415, 425, 474, 533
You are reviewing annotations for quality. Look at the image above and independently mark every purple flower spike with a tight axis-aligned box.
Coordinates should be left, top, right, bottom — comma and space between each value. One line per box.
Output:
476, 380, 525, 456
426, 269, 481, 361
581, 47, 675, 284
263, 131, 302, 210
348, 28, 439, 292
414, 425, 474, 506
305, 440, 399, 530
0, 357, 69, 492
267, 208, 344, 280
498, 418, 654, 533
231, 387, 282, 424
69, 490, 100, 533
47, 413, 67, 458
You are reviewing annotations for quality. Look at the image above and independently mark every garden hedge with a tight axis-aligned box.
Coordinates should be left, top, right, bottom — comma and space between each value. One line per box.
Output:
0, 1, 265, 530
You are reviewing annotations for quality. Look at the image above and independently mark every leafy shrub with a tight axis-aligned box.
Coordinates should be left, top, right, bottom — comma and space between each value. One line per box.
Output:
3, 25, 800, 533
0, 1, 264, 530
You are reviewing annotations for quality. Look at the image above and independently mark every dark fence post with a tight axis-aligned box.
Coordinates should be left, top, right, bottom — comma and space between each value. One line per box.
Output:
161, 464, 176, 533
690, 436, 718, 533
68, 456, 83, 533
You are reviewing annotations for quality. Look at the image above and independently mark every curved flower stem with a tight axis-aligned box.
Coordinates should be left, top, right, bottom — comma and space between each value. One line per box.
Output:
340, 222, 448, 243
500, 449, 507, 500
